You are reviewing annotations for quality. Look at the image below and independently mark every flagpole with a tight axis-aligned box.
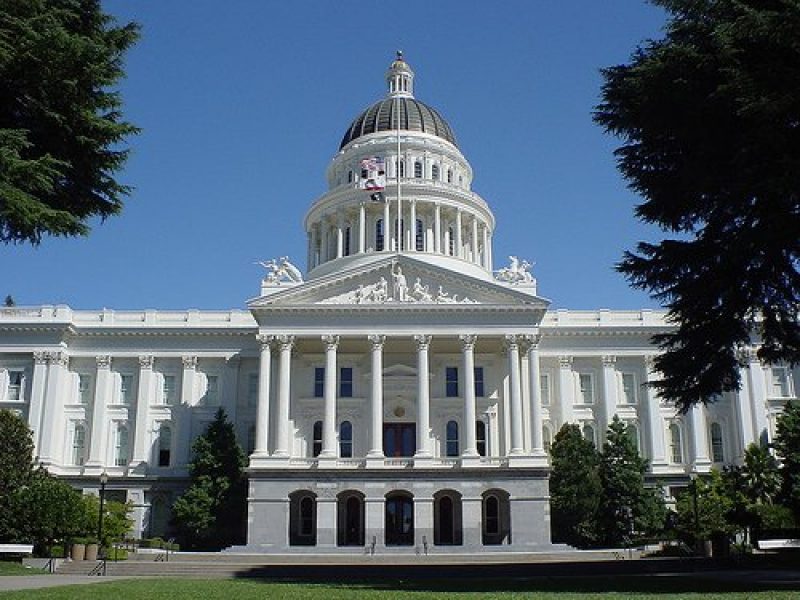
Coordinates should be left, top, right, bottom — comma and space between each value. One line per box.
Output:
397, 95, 402, 255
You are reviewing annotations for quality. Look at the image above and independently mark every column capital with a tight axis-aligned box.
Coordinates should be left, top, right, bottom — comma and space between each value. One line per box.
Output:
256, 333, 275, 350
138, 355, 155, 370
368, 334, 386, 349
182, 355, 198, 369
519, 333, 542, 352
276, 334, 296, 350
459, 334, 477, 351
95, 355, 112, 369
602, 355, 617, 368
737, 346, 760, 364
503, 334, 519, 351
414, 334, 432, 350
33, 351, 49, 365
322, 334, 340, 350
644, 354, 657, 370
558, 355, 573, 369
49, 351, 69, 367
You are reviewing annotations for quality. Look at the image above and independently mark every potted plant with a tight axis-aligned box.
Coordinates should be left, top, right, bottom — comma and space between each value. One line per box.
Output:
84, 538, 99, 561
70, 537, 87, 561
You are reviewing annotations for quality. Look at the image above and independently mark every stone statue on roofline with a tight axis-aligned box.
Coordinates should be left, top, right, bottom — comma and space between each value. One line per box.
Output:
257, 256, 304, 284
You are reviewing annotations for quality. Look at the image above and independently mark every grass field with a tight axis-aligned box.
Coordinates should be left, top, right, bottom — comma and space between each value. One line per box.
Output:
0, 563, 45, 577
0, 576, 797, 599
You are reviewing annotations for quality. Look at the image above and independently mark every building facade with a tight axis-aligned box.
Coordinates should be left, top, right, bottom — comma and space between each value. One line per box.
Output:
0, 55, 794, 552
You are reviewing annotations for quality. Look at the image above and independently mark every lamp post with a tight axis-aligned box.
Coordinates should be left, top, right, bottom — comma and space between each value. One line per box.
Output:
97, 471, 108, 546
689, 475, 700, 556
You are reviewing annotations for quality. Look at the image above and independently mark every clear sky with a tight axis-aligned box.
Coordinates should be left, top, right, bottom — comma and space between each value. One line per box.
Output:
7, 0, 670, 311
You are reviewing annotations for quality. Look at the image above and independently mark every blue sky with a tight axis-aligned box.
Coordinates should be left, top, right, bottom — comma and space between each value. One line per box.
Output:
7, 1, 669, 310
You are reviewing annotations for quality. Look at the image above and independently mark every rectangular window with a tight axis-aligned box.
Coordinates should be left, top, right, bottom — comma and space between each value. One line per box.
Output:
770, 367, 792, 397
474, 367, 485, 397
72, 424, 86, 466
205, 375, 219, 405
78, 374, 92, 404
162, 375, 177, 405
579, 373, 594, 404
314, 367, 325, 398
247, 373, 259, 407
7, 370, 23, 401
540, 374, 550, 406
115, 426, 129, 467
621, 373, 637, 404
120, 374, 133, 405
339, 367, 353, 398
446, 367, 459, 397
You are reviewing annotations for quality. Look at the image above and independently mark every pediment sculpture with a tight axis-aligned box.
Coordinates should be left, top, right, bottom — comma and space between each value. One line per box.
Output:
320, 268, 478, 305
495, 255, 535, 285
257, 257, 304, 285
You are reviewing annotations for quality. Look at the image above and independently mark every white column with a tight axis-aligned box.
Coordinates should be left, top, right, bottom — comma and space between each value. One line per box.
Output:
434, 203, 441, 254
487, 232, 494, 270
310, 226, 319, 268
383, 201, 390, 252
409, 200, 416, 251
482, 224, 490, 269
557, 355, 574, 427
367, 335, 385, 458
358, 202, 366, 253
414, 335, 432, 458
336, 219, 343, 259
745, 349, 770, 445
601, 355, 618, 440
689, 402, 712, 471
86, 355, 112, 467
131, 355, 154, 466
643, 356, 668, 468
253, 335, 273, 457
27, 351, 49, 452
734, 363, 756, 453
506, 335, 524, 455
178, 355, 197, 465
38, 351, 67, 465
525, 335, 545, 456
455, 209, 463, 258
320, 335, 339, 458
273, 335, 294, 457
471, 214, 479, 263
461, 334, 479, 457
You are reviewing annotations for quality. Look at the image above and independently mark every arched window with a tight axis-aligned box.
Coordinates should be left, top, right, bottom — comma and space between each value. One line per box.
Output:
415, 218, 424, 251
414, 161, 422, 178
385, 492, 414, 546
434, 490, 463, 546
447, 168, 453, 183
344, 226, 351, 256
158, 424, 172, 467
484, 495, 500, 536
289, 491, 317, 546
300, 496, 314, 536
710, 422, 724, 462
431, 164, 439, 180
115, 424, 129, 466
482, 490, 511, 545
669, 424, 683, 463
476, 420, 487, 457
582, 424, 595, 446
446, 420, 459, 457
375, 219, 384, 251
339, 421, 353, 458
447, 227, 455, 256
72, 423, 86, 466
312, 421, 323, 457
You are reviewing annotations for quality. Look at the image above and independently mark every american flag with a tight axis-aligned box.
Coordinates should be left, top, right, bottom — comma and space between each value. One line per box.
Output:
359, 157, 386, 191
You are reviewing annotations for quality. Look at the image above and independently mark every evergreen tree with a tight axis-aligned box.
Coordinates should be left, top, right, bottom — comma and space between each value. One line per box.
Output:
597, 416, 665, 546
741, 443, 782, 506
172, 408, 247, 550
549, 424, 602, 547
594, 0, 800, 413
0, 0, 140, 244
676, 470, 738, 547
0, 409, 36, 541
3, 295, 14, 307
774, 400, 800, 519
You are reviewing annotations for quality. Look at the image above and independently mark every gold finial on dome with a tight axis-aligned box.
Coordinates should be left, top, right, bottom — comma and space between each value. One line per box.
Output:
386, 51, 414, 98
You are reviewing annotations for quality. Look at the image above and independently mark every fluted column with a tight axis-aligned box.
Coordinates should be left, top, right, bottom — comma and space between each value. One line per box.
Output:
601, 355, 618, 441
744, 349, 770, 445
643, 356, 667, 468
409, 200, 416, 251
26, 351, 49, 451
383, 201, 390, 251
689, 402, 712, 471
506, 336, 524, 455
320, 335, 339, 458
38, 351, 68, 465
434, 203, 441, 253
177, 355, 197, 465
455, 210, 463, 258
461, 334, 479, 457
358, 202, 366, 253
253, 335, 273, 457
414, 335, 432, 458
471, 215, 479, 263
524, 335, 545, 456
310, 226, 319, 268
557, 356, 574, 427
86, 355, 112, 467
273, 335, 295, 457
368, 335, 385, 458
482, 225, 489, 269
132, 355, 154, 465
336, 219, 343, 258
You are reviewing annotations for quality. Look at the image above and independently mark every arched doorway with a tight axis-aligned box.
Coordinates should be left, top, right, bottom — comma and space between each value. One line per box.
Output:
337, 491, 365, 546
434, 490, 463, 545
288, 490, 317, 546
385, 492, 414, 546
482, 489, 511, 545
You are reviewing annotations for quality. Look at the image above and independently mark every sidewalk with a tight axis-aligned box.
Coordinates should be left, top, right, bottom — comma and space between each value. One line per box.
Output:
0, 575, 132, 592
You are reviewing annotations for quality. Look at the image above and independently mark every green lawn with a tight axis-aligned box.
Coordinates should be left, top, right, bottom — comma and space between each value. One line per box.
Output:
0, 577, 797, 599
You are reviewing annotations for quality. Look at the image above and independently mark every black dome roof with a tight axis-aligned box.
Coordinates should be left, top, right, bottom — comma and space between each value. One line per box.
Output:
339, 97, 457, 150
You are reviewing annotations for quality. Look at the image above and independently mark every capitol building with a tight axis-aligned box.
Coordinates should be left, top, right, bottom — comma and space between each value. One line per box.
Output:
0, 55, 793, 553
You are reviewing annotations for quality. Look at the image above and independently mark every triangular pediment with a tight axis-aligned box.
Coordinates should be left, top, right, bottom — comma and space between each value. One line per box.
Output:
248, 255, 549, 310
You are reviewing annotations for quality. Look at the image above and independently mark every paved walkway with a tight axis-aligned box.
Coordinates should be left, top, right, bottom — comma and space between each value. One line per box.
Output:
0, 575, 132, 592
